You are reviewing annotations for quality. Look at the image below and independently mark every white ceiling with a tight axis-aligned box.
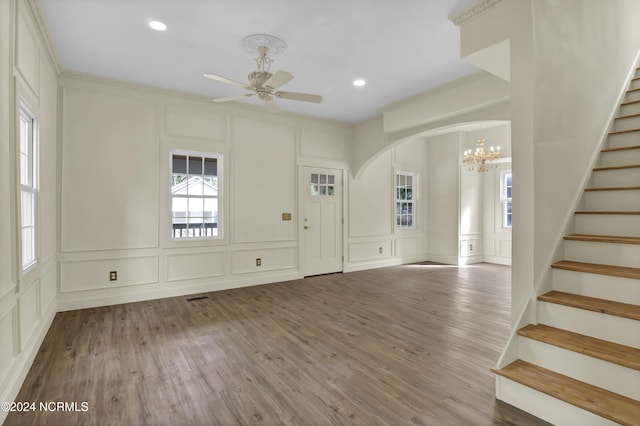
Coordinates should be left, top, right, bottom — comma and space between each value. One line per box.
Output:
39, 0, 479, 124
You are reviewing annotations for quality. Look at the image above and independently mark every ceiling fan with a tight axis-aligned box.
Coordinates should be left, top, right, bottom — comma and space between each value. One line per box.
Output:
204, 34, 323, 113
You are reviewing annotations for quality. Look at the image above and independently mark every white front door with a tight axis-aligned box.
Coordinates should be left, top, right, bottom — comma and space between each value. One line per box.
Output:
303, 167, 343, 276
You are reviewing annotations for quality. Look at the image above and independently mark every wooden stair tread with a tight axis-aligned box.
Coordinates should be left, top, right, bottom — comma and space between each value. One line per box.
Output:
564, 234, 640, 245
615, 113, 640, 120
551, 260, 640, 279
584, 186, 640, 191
593, 164, 640, 171
575, 210, 640, 215
538, 290, 640, 321
609, 128, 640, 135
601, 145, 640, 153
518, 324, 640, 371
620, 99, 640, 107
492, 360, 640, 426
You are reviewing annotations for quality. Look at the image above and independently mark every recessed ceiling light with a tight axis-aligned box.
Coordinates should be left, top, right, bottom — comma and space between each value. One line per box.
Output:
148, 20, 167, 31
353, 79, 366, 87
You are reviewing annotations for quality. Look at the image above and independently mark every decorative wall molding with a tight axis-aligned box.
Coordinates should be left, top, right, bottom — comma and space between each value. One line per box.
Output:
448, 0, 503, 26
60, 70, 215, 102
59, 70, 351, 129
27, 0, 62, 73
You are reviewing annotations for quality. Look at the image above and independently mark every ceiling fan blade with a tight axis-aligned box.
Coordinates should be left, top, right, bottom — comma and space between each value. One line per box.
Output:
264, 96, 282, 113
203, 73, 248, 90
274, 91, 323, 103
263, 70, 294, 91
211, 93, 254, 103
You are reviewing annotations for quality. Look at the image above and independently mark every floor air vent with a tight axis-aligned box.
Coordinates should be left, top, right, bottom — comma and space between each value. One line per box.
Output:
186, 296, 209, 302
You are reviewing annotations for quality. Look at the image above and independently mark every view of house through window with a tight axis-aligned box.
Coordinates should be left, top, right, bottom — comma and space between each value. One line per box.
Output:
502, 171, 512, 228
396, 172, 416, 229
19, 104, 37, 270
171, 152, 221, 239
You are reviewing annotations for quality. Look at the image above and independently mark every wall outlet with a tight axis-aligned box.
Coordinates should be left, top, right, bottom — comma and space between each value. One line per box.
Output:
378, 247, 383, 254
109, 271, 117, 281
256, 258, 261, 266
469, 243, 473, 252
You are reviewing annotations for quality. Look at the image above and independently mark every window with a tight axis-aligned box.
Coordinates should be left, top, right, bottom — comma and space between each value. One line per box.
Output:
396, 172, 416, 229
310, 173, 335, 196
171, 152, 221, 239
19, 105, 37, 270
502, 171, 512, 228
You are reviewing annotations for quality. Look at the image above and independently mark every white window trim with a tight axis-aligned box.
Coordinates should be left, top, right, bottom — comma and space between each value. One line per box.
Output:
395, 171, 417, 230
170, 150, 223, 241
19, 102, 38, 271
501, 170, 512, 229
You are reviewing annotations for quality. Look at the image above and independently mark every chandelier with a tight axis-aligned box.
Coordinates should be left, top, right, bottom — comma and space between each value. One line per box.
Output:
463, 138, 501, 172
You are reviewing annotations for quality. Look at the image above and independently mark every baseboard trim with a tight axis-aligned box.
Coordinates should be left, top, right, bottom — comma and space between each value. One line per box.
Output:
57, 271, 302, 312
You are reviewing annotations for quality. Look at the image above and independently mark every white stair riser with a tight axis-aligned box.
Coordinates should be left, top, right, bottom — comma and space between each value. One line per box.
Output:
582, 189, 640, 211
495, 376, 620, 426
552, 268, 640, 305
607, 131, 640, 148
631, 79, 640, 90
518, 337, 640, 400
634, 69, 640, 79
598, 149, 640, 167
537, 302, 640, 348
574, 213, 640, 237
625, 89, 640, 103
620, 101, 640, 116
564, 240, 640, 268
591, 167, 640, 187
613, 115, 640, 132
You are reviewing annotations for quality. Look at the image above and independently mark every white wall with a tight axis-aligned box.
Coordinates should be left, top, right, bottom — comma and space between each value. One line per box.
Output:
57, 74, 352, 310
530, 0, 640, 289
346, 138, 428, 272
0, 1, 59, 423
426, 133, 460, 264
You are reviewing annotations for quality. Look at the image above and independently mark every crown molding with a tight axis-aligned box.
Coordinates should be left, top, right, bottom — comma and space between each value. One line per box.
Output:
59, 70, 353, 129
448, 0, 503, 26
59, 69, 226, 104
25, 0, 63, 74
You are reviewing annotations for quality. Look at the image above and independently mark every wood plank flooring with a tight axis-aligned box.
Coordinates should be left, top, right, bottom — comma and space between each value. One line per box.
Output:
4, 262, 549, 426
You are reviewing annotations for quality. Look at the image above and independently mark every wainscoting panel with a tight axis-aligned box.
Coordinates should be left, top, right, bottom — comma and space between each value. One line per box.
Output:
0, 305, 15, 389
231, 246, 297, 275
300, 128, 347, 161
395, 236, 427, 262
60, 256, 159, 292
165, 105, 225, 141
15, 4, 39, 96
348, 239, 393, 262
40, 259, 56, 317
18, 280, 39, 352
166, 250, 226, 282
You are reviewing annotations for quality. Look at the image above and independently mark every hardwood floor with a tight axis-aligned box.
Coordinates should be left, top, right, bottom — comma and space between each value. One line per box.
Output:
5, 263, 549, 425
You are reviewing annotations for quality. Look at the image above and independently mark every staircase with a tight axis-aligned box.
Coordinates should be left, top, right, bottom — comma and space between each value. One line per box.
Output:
492, 69, 640, 425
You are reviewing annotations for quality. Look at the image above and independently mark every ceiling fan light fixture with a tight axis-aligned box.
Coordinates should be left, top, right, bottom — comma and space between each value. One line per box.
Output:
353, 79, 366, 87
241, 34, 287, 56
148, 20, 167, 31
